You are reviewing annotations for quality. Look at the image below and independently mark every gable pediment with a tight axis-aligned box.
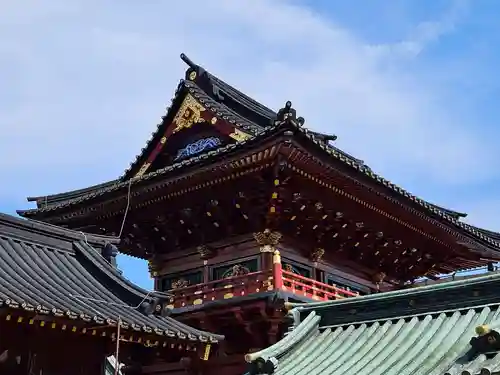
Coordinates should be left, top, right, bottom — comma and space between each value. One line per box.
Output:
131, 91, 253, 178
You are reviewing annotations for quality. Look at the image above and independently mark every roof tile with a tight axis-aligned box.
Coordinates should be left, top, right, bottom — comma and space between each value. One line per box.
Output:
246, 274, 500, 375
0, 213, 222, 343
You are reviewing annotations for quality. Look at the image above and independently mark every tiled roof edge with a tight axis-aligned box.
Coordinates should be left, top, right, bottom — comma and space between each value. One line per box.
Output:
74, 240, 151, 301
295, 271, 500, 313
17, 126, 282, 216
286, 120, 500, 247
0, 213, 119, 246
121, 79, 186, 180
27, 180, 119, 208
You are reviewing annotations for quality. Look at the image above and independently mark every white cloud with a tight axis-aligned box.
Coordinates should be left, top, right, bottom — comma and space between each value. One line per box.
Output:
0, 0, 498, 229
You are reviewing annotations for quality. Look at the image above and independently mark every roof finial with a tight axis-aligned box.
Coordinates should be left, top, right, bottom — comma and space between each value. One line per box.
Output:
180, 53, 207, 82
276, 101, 303, 126
180, 53, 195, 68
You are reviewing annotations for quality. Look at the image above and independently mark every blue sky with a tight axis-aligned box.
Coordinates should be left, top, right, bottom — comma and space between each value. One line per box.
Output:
1, 0, 500, 289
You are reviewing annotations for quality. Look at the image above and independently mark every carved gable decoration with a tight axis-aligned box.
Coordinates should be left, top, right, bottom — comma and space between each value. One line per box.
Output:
174, 137, 222, 161
130, 91, 253, 179
172, 94, 206, 134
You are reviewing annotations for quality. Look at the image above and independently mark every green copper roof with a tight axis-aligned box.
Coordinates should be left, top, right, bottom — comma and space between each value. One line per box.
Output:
105, 357, 121, 375
246, 272, 500, 375
263, 308, 500, 375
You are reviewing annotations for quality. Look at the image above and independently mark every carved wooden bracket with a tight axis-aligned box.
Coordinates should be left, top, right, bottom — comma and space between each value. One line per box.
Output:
197, 244, 214, 260
311, 247, 325, 263
372, 271, 387, 291
254, 229, 282, 252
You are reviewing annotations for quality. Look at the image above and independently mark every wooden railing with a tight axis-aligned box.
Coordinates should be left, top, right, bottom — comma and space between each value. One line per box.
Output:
281, 270, 359, 300
166, 264, 358, 308
166, 270, 273, 309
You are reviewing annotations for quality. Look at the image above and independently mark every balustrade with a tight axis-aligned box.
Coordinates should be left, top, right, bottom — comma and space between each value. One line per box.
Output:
166, 264, 358, 308
166, 270, 273, 309
281, 270, 359, 300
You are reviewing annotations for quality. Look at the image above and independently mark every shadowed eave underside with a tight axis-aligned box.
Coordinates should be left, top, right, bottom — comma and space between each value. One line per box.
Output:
17, 54, 500, 255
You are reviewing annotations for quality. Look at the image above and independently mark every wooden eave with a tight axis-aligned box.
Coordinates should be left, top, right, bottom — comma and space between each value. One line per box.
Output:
280, 142, 499, 259
26, 180, 118, 210
18, 133, 286, 223
279, 126, 500, 253
17, 55, 499, 255
17, 118, 500, 260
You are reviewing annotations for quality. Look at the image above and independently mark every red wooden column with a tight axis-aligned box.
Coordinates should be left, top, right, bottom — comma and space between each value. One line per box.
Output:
273, 250, 283, 290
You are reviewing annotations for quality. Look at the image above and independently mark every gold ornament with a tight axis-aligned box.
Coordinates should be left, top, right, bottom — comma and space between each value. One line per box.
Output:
172, 94, 205, 133
254, 229, 282, 252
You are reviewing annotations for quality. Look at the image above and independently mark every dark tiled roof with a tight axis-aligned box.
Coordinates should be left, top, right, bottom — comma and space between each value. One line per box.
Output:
121, 75, 266, 180
0, 213, 222, 343
203, 68, 276, 122
17, 118, 500, 253
17, 56, 500, 250
27, 180, 118, 209
427, 203, 467, 220
17, 132, 264, 216
245, 273, 500, 375
179, 55, 473, 226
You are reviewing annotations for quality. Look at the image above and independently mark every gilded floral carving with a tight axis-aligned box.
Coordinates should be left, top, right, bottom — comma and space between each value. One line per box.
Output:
171, 278, 190, 290
172, 94, 205, 133
253, 229, 282, 252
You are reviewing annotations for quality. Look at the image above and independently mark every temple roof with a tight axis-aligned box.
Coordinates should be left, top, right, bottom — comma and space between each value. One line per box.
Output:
17, 54, 499, 252
0, 213, 222, 344
245, 272, 500, 375
17, 117, 500, 251
26, 180, 118, 209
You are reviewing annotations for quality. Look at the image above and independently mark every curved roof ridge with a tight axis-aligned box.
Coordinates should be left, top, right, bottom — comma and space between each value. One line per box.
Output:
181, 53, 276, 121
0, 213, 119, 246
183, 80, 264, 134
27, 179, 118, 208
206, 72, 276, 120
74, 240, 149, 301
467, 225, 500, 240
425, 202, 468, 219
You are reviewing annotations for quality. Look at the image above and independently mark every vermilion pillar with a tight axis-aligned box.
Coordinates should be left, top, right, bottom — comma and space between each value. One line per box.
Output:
273, 250, 283, 290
